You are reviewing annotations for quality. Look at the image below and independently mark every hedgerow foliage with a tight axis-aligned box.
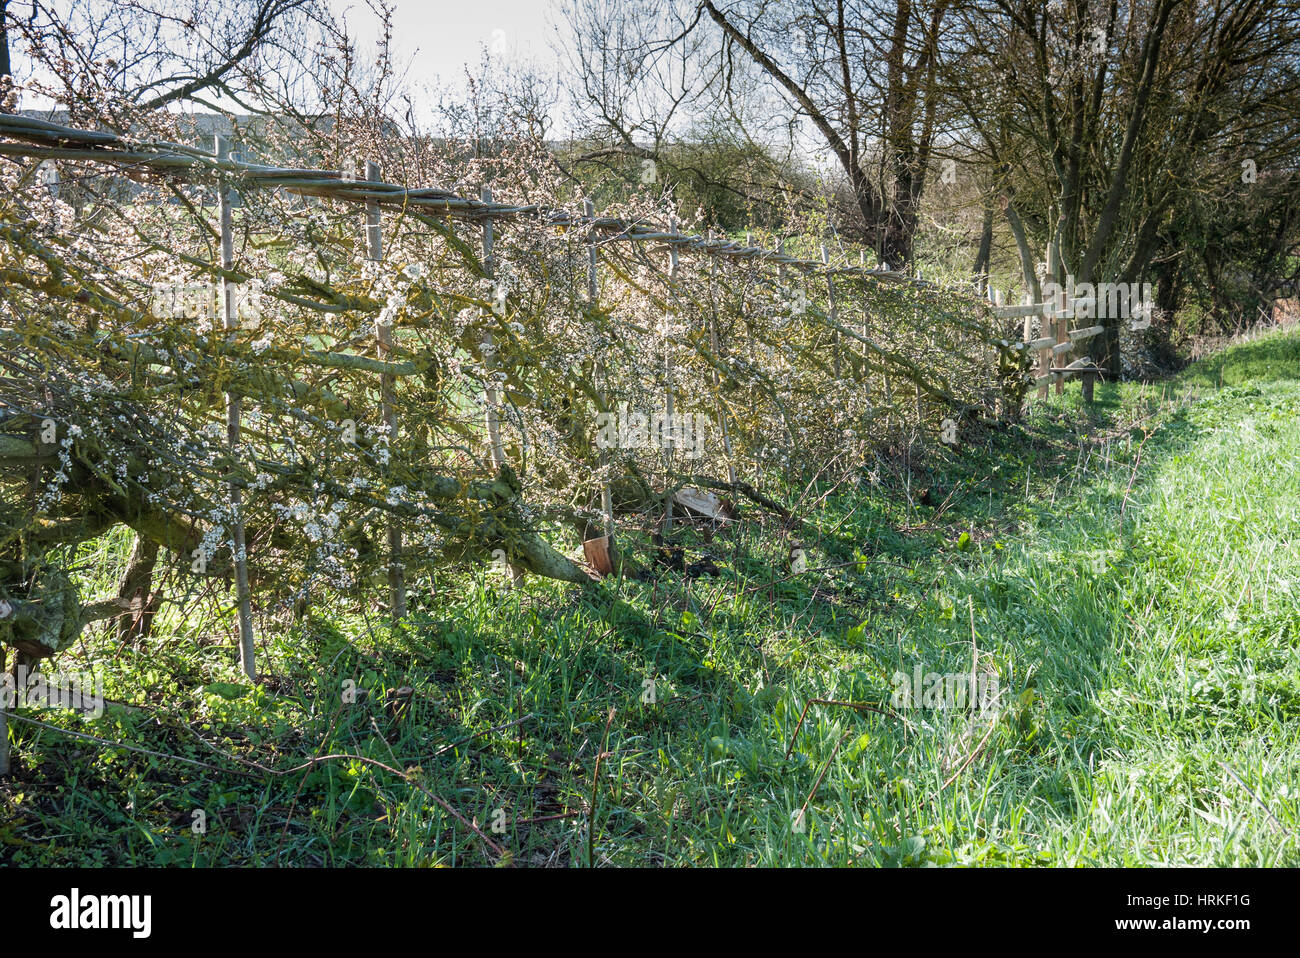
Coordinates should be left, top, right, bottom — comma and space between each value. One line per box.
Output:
0, 114, 1018, 658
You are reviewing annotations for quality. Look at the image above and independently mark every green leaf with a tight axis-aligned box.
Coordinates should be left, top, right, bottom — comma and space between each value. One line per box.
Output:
204, 682, 250, 701
845, 733, 872, 762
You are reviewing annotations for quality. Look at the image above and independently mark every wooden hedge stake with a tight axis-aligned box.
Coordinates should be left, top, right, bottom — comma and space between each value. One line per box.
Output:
481, 187, 522, 586
586, 199, 616, 569
776, 239, 795, 447
707, 231, 737, 485
1035, 291, 1051, 400
1049, 240, 1065, 396
0, 646, 9, 776
215, 135, 256, 681
862, 252, 873, 423
821, 245, 842, 381
366, 159, 406, 619
663, 217, 679, 535
481, 187, 508, 472
745, 232, 759, 487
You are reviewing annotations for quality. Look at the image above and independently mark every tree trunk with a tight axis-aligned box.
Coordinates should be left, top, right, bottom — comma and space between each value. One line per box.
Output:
1002, 199, 1042, 302
1104, 321, 1122, 378
1156, 263, 1181, 318
882, 207, 917, 270
973, 199, 995, 292
0, 0, 11, 84
115, 535, 160, 643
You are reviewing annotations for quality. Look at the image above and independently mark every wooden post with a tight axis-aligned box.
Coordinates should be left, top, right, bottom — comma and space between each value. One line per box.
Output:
215, 135, 256, 681
480, 188, 522, 585
366, 159, 406, 619
707, 231, 738, 485
745, 229, 754, 370
1035, 292, 1051, 400
821, 245, 841, 380
1081, 368, 1097, 402
0, 646, 8, 776
663, 217, 679, 535
1048, 240, 1065, 396
776, 240, 797, 446
1056, 294, 1069, 396
745, 232, 758, 487
861, 252, 872, 423
586, 199, 616, 540
883, 309, 895, 429
480, 187, 507, 471
1021, 293, 1035, 403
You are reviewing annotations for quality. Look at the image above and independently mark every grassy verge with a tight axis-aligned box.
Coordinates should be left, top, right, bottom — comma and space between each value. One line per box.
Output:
3, 330, 1298, 866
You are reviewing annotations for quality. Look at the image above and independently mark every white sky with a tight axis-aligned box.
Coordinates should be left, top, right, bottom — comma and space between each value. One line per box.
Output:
332, 0, 568, 95
14, 1, 809, 154
17, 1, 572, 122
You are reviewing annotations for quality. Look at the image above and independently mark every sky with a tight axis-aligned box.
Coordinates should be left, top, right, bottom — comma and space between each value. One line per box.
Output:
332, 0, 569, 97
11, 0, 801, 156
15, 0, 573, 123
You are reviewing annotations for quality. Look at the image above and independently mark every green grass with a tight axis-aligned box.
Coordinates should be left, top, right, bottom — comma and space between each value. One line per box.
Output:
3, 330, 1298, 866
1182, 328, 1300, 388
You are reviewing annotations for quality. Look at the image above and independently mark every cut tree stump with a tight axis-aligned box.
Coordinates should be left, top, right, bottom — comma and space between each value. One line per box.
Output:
582, 535, 616, 576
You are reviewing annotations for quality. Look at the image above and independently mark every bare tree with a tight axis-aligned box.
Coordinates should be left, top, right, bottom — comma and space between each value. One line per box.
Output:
9, 0, 320, 129
951, 0, 1300, 369
558, 0, 952, 265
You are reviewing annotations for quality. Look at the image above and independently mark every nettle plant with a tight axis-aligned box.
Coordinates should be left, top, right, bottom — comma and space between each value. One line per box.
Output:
0, 115, 1010, 663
